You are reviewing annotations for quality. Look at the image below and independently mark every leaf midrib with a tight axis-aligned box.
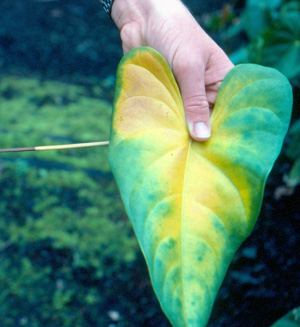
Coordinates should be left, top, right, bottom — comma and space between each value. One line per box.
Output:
180, 138, 192, 326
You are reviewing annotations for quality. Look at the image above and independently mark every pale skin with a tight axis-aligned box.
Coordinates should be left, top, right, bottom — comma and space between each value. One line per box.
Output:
106, 0, 234, 141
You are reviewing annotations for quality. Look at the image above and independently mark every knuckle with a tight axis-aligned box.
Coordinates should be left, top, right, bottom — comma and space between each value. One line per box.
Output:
184, 95, 209, 114
120, 22, 143, 48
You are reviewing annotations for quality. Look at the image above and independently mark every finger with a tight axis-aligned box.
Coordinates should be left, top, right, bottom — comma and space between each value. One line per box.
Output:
120, 23, 144, 53
176, 64, 211, 142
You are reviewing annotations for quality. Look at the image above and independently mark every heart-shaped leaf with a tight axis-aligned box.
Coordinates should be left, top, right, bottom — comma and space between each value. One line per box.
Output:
109, 47, 292, 327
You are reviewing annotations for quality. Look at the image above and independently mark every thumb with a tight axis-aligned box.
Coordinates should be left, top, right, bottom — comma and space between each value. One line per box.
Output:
176, 65, 211, 142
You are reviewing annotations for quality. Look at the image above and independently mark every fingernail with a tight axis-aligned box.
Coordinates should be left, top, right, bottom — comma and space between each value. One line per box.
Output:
193, 122, 211, 138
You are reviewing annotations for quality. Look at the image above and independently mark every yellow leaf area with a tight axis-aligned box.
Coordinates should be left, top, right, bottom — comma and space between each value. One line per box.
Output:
109, 47, 292, 327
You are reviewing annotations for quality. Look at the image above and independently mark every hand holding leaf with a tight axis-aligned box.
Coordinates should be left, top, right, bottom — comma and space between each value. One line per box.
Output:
111, 0, 234, 141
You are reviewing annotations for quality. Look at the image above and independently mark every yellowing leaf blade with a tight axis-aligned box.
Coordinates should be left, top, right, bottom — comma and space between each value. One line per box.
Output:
109, 47, 293, 327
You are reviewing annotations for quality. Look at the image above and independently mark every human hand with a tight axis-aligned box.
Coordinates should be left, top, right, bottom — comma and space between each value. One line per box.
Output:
111, 0, 234, 141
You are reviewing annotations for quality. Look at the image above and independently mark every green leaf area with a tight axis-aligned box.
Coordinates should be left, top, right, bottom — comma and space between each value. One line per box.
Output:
271, 306, 300, 327
260, 11, 300, 81
285, 119, 300, 187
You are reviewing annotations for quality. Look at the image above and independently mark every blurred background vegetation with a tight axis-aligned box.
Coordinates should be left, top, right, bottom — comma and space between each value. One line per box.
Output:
0, 0, 299, 326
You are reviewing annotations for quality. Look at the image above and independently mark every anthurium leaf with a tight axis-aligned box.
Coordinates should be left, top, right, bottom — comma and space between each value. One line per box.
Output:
270, 306, 300, 327
260, 11, 300, 81
109, 47, 293, 327
285, 157, 300, 187
244, 0, 282, 39
286, 119, 300, 160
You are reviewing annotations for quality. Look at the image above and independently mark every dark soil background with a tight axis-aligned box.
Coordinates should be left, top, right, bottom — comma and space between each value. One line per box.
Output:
0, 0, 299, 327
0, 0, 241, 82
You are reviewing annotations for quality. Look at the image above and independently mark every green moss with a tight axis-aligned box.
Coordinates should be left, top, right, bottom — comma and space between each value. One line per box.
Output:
0, 75, 112, 171
0, 75, 139, 327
